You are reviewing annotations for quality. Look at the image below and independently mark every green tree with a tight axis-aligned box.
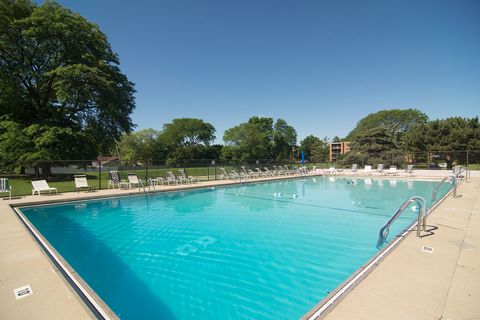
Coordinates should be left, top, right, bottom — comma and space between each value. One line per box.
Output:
222, 117, 275, 161
159, 118, 216, 161
273, 119, 297, 159
0, 0, 135, 173
346, 109, 428, 143
116, 129, 165, 161
300, 135, 329, 162
403, 117, 480, 166
341, 127, 397, 166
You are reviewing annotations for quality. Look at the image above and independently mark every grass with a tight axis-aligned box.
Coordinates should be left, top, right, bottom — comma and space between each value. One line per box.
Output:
2, 163, 322, 197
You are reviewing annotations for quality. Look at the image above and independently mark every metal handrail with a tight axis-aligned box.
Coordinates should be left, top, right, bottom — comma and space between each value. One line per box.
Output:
377, 196, 427, 248
431, 174, 457, 203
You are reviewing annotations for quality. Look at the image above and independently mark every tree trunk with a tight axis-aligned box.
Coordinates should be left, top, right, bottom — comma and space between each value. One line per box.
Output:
41, 164, 52, 177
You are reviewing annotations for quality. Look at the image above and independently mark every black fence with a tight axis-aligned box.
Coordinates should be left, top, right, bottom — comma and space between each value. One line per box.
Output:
1, 150, 479, 197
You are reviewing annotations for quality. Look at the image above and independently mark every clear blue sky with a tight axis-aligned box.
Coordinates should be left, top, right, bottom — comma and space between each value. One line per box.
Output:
55, 0, 479, 143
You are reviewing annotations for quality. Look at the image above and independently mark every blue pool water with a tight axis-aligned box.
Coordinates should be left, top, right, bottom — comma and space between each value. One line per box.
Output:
21, 177, 450, 320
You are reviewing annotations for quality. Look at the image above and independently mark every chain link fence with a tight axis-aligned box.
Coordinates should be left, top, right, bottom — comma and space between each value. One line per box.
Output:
1, 150, 478, 197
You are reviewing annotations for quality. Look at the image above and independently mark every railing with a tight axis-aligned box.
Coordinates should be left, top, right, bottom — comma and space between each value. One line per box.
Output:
377, 196, 428, 248
431, 174, 457, 203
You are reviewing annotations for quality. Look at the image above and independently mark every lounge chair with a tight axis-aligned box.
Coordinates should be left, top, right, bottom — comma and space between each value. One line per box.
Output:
255, 168, 267, 177
348, 164, 358, 176
263, 167, 276, 177
386, 166, 398, 176
0, 178, 12, 199
230, 169, 244, 181
452, 165, 462, 178
166, 171, 180, 185
32, 180, 58, 195
375, 164, 384, 176
326, 167, 338, 175
127, 173, 145, 189
220, 167, 232, 180
240, 166, 252, 179
179, 169, 199, 183
247, 168, 260, 178
74, 175, 95, 192
362, 165, 372, 176
404, 164, 414, 176
108, 171, 121, 189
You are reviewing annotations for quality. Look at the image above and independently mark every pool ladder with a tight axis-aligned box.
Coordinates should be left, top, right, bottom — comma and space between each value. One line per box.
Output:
431, 174, 457, 204
377, 196, 428, 248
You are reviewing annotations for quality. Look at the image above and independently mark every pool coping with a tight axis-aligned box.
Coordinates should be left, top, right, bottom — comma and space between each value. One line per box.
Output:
5, 174, 454, 319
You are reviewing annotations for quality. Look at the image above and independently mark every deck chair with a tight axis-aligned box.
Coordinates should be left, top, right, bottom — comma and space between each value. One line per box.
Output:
127, 173, 145, 189
32, 180, 58, 195
247, 168, 259, 178
326, 167, 338, 175
166, 171, 180, 185
177, 170, 193, 184
363, 165, 372, 175
263, 167, 276, 176
108, 171, 121, 189
0, 178, 12, 199
220, 167, 231, 180
74, 175, 95, 192
405, 164, 414, 176
240, 166, 252, 179
255, 168, 266, 177
375, 164, 384, 175
348, 164, 358, 176
386, 166, 398, 176
179, 169, 199, 183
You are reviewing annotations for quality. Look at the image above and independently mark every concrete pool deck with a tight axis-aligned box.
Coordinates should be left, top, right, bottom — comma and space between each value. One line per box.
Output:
0, 173, 479, 319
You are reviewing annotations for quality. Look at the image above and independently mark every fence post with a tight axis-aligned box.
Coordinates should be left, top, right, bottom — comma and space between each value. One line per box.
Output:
427, 152, 430, 169
98, 163, 102, 190
146, 160, 149, 180
466, 150, 469, 167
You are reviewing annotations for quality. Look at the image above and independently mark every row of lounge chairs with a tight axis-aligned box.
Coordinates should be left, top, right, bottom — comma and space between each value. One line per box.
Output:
325, 164, 415, 176
219, 165, 316, 180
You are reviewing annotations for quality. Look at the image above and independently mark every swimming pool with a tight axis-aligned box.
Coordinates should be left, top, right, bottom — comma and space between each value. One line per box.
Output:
20, 177, 450, 319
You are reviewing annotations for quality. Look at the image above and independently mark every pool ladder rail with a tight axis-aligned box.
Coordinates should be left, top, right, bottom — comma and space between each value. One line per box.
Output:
377, 196, 428, 248
378, 170, 463, 248
431, 174, 457, 204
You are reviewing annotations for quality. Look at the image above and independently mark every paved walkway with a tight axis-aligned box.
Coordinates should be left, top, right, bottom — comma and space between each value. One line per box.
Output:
1, 174, 478, 319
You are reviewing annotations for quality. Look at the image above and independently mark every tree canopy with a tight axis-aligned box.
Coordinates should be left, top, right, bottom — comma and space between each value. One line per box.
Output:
346, 109, 428, 141
299, 135, 329, 162
222, 117, 297, 162
0, 0, 135, 162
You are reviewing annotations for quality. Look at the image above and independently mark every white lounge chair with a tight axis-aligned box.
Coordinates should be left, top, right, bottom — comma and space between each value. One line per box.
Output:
386, 166, 398, 176
32, 180, 58, 195
74, 175, 94, 192
326, 167, 338, 175
220, 167, 232, 180
363, 165, 372, 175
405, 164, 414, 176
166, 171, 180, 185
375, 164, 384, 175
348, 164, 358, 176
0, 178, 12, 199
179, 169, 199, 183
127, 173, 145, 189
